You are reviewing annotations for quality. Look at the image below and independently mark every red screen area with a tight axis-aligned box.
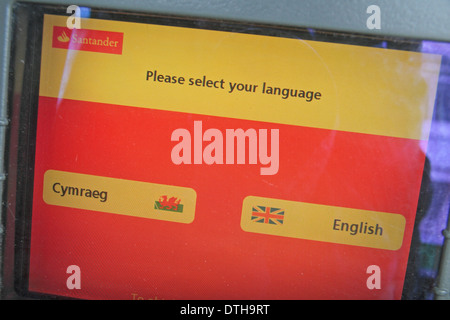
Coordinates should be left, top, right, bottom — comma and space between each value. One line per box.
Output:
28, 96, 424, 299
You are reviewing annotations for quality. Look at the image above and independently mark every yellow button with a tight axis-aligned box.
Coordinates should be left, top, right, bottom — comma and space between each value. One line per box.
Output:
241, 196, 406, 250
43, 170, 196, 224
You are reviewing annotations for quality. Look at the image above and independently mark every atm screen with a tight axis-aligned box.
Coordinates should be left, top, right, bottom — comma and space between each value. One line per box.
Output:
9, 2, 447, 300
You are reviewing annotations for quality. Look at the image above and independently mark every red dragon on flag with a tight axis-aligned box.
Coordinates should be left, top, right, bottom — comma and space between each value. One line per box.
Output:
154, 195, 183, 213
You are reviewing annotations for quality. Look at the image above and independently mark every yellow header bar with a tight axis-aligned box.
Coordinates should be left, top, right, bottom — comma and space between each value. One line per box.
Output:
40, 14, 441, 140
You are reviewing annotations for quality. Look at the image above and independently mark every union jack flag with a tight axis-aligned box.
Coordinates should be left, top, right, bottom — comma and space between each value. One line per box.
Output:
251, 206, 284, 225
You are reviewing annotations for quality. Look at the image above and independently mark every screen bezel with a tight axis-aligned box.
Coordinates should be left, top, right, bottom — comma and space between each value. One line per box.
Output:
7, 1, 440, 300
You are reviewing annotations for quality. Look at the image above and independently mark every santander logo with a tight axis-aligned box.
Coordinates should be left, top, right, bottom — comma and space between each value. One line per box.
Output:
57, 31, 70, 42
52, 26, 124, 54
